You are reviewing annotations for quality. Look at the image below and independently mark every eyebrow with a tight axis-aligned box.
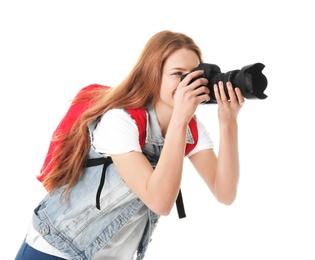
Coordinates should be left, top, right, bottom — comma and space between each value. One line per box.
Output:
170, 67, 186, 71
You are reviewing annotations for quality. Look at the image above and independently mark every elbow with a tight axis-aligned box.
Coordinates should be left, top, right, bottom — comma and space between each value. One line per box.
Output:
148, 198, 173, 216
214, 179, 239, 206
216, 191, 237, 206
154, 209, 172, 216
150, 204, 173, 216
218, 196, 236, 206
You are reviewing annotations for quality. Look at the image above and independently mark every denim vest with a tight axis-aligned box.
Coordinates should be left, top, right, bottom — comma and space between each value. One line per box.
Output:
32, 107, 195, 259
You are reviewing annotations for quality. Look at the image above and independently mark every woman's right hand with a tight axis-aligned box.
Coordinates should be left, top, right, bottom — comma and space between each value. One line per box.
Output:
173, 70, 210, 123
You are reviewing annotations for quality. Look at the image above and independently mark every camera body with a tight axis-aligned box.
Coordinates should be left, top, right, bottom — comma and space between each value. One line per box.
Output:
180, 62, 268, 103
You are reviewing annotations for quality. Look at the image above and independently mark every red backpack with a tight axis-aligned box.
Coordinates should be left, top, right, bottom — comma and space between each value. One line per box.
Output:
38, 84, 198, 218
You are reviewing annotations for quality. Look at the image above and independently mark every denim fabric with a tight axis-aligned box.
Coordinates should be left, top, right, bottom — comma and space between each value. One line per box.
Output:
15, 239, 67, 260
32, 107, 164, 260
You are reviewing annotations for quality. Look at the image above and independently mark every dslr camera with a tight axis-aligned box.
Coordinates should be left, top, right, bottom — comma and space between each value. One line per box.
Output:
181, 62, 268, 103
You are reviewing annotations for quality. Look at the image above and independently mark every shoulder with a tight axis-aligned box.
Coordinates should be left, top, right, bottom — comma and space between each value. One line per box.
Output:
94, 109, 139, 136
92, 108, 143, 154
101, 108, 138, 126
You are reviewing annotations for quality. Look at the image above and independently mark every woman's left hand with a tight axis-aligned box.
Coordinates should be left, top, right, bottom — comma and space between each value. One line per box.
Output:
214, 81, 245, 123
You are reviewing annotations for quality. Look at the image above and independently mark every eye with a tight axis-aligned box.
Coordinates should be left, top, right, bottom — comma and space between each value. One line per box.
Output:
172, 71, 184, 77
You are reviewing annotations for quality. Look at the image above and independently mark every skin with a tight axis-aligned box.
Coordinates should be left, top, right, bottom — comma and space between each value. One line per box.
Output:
112, 48, 244, 215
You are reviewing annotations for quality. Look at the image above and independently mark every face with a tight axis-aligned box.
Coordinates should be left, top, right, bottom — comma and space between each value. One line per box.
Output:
158, 48, 200, 109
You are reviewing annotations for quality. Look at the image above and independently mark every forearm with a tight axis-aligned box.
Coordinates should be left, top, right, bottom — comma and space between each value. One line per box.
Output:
214, 121, 240, 204
147, 118, 187, 214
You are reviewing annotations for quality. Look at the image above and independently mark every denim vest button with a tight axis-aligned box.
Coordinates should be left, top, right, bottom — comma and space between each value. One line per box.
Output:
39, 222, 50, 235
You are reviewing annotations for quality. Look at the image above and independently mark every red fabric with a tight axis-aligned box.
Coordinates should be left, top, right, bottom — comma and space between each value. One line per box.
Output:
37, 83, 198, 184
185, 118, 199, 156
37, 84, 109, 182
126, 108, 147, 149
127, 109, 198, 156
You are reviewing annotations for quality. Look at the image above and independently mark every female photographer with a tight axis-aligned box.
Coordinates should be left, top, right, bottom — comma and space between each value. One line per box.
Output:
15, 30, 244, 260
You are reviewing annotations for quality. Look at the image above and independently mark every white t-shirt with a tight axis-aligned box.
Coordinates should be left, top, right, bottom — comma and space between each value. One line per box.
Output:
26, 108, 213, 259
92, 108, 213, 156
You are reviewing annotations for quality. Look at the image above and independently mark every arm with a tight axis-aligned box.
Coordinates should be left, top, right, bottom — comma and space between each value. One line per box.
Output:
111, 118, 187, 216
190, 81, 244, 205
112, 70, 209, 215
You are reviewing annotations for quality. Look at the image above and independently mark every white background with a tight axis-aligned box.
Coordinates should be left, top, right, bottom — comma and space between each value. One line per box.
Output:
1, 1, 314, 259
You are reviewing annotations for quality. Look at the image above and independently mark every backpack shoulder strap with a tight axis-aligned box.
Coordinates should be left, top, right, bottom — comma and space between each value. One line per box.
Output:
126, 110, 198, 153
89, 107, 147, 211
184, 117, 199, 155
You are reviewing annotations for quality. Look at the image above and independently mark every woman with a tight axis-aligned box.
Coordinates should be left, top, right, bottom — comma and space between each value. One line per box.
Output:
15, 30, 244, 260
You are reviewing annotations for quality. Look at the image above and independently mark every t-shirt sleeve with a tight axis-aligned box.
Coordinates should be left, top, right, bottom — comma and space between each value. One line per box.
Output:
186, 117, 214, 157
92, 108, 142, 155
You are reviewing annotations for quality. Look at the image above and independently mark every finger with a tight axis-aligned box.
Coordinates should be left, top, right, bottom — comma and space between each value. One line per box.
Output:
213, 84, 222, 104
185, 76, 208, 95
235, 87, 245, 106
189, 77, 209, 91
227, 82, 237, 103
218, 81, 228, 102
195, 92, 210, 104
194, 85, 210, 96
181, 70, 204, 87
